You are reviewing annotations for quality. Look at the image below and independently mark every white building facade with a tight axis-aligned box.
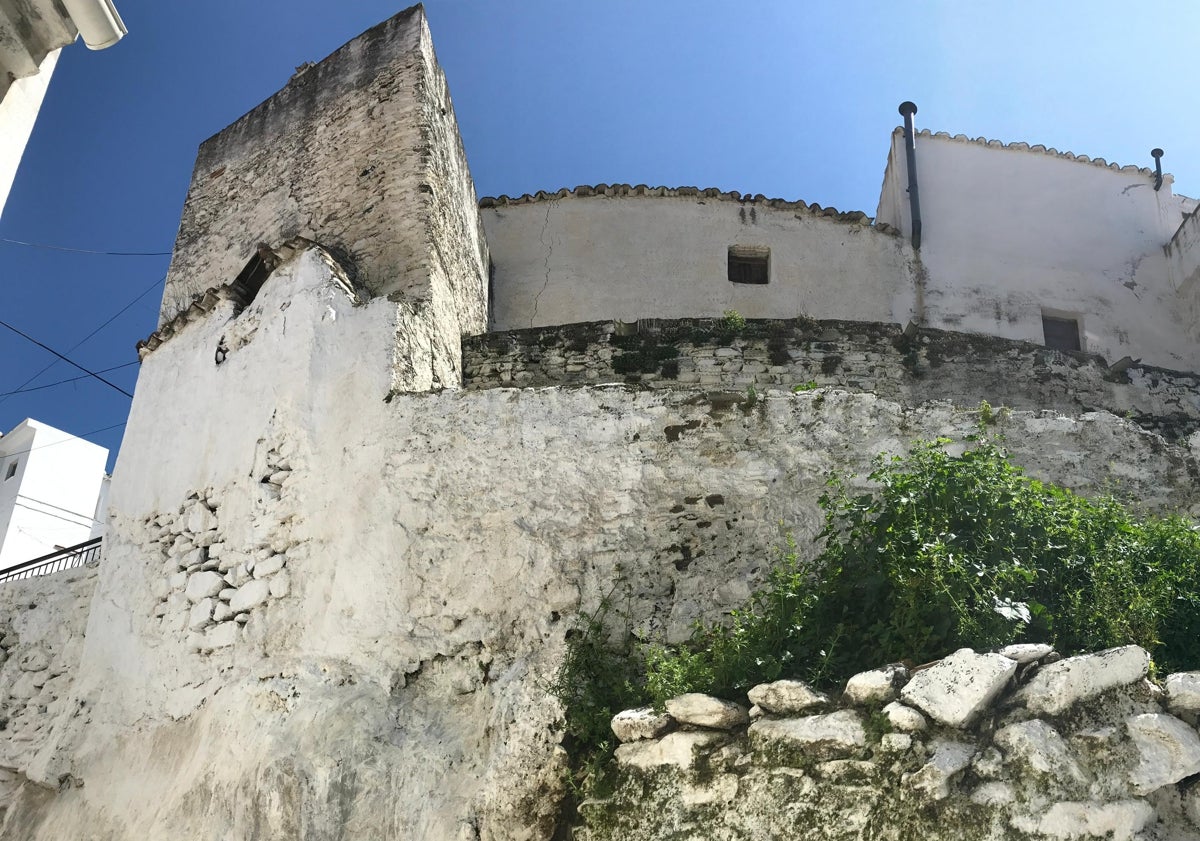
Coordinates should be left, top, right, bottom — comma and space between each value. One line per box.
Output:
0, 418, 108, 570
0, 0, 125, 218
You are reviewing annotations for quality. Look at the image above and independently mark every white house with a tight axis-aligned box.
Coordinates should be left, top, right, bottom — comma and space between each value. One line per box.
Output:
0, 0, 125, 218
0, 418, 108, 570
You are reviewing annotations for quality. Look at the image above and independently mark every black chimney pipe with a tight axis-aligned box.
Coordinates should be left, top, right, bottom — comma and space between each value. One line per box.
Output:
1151, 148, 1164, 191
899, 102, 922, 249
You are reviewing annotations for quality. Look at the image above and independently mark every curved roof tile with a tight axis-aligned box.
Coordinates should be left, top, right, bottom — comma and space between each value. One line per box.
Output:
912, 128, 1161, 178
478, 183, 881, 228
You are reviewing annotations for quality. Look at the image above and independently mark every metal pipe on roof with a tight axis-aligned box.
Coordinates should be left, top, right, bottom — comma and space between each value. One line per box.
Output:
61, 0, 126, 50
1151, 148, 1164, 191
899, 102, 922, 250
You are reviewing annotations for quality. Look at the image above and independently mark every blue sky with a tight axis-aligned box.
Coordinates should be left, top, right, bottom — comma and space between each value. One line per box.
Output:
2, 1, 1198, 471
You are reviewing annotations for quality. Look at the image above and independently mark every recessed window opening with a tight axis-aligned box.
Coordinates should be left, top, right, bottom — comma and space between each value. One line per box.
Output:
229, 249, 275, 312
728, 245, 770, 285
1042, 313, 1082, 352
5, 461, 17, 480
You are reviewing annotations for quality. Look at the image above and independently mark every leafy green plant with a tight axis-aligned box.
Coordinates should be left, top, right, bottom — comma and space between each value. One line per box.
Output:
792, 381, 820, 392
643, 436, 1200, 699
722, 309, 747, 333
554, 435, 1200, 775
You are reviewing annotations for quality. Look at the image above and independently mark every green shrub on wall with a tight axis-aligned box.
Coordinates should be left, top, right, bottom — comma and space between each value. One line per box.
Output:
553, 434, 1200, 761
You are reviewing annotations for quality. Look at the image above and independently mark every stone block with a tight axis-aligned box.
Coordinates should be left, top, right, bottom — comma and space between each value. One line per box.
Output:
665, 694, 748, 730
253, 554, 285, 579
1165, 672, 1200, 714
611, 707, 673, 743
904, 739, 975, 800
614, 731, 724, 772
188, 598, 214, 631
1126, 713, 1200, 795
748, 679, 829, 714
1019, 646, 1149, 716
184, 571, 225, 604
900, 649, 1017, 727
229, 579, 271, 614
844, 665, 906, 705
748, 710, 865, 760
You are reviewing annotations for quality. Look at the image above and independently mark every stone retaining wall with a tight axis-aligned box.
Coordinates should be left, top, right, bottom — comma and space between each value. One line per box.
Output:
584, 645, 1200, 840
462, 319, 1200, 440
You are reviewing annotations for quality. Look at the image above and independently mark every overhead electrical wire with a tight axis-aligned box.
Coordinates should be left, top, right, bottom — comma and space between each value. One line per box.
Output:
0, 362, 139, 397
0, 236, 171, 257
0, 319, 134, 398
0, 274, 162, 408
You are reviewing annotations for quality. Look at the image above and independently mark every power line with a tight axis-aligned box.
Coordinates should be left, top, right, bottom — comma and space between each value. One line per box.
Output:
0, 362, 139, 397
0, 236, 171, 257
0, 422, 125, 460
0, 274, 161, 408
0, 319, 133, 398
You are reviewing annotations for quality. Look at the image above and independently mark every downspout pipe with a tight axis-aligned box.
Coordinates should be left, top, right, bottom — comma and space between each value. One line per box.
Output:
1151, 148, 1164, 191
61, 0, 126, 50
899, 101, 922, 250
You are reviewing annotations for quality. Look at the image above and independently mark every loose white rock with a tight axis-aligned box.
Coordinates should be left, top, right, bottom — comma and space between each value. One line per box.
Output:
1019, 646, 1149, 716
748, 710, 865, 759
184, 571, 225, 604
882, 701, 927, 732
1164, 672, 1200, 714
844, 664, 906, 705
611, 708, 673, 743
212, 602, 233, 623
253, 554, 286, 579
904, 739, 975, 800
18, 648, 48, 672
999, 643, 1053, 664
1126, 713, 1200, 795
205, 622, 238, 649
1010, 800, 1153, 840
900, 649, 1017, 727
969, 781, 1015, 806
994, 719, 1087, 788
614, 731, 724, 772
186, 503, 218, 534
229, 579, 271, 614
269, 572, 290, 599
665, 694, 749, 730
878, 733, 912, 755
747, 679, 829, 714
188, 598, 214, 631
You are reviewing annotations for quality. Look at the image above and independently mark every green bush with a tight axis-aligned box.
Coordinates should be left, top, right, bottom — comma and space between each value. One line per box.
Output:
552, 435, 1200, 764
644, 437, 1200, 702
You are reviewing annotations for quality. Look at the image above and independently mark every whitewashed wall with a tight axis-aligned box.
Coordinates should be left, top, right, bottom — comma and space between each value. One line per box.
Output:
0, 49, 58, 221
877, 129, 1200, 370
0, 420, 108, 569
482, 194, 918, 331
1169, 207, 1200, 347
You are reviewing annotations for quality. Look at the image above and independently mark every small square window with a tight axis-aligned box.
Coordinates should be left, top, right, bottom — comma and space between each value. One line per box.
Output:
728, 246, 769, 285
1042, 315, 1082, 352
4, 461, 16, 480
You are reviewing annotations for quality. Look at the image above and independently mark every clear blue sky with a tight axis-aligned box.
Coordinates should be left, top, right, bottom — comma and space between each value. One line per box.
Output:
2, 1, 1198, 472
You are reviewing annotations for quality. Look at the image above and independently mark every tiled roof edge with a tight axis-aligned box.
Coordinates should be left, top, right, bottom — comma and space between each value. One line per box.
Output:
478, 185, 889, 230
137, 238, 358, 360
906, 127, 1163, 179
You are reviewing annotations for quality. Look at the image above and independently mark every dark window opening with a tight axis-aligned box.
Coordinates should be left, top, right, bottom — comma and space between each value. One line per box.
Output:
229, 246, 276, 312
728, 246, 769, 285
1043, 315, 1082, 352
5, 461, 17, 480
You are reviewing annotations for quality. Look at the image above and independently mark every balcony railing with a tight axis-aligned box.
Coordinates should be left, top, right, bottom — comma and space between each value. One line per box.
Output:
0, 537, 102, 584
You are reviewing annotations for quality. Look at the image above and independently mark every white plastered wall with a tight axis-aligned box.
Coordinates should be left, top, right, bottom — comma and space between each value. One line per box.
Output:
483, 196, 918, 330
877, 130, 1200, 371
0, 48, 60, 220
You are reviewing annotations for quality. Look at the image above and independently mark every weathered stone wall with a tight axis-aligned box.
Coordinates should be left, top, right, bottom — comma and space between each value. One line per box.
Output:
159, 4, 487, 389
588, 646, 1200, 841
463, 318, 1200, 441
0, 565, 96, 822
1170, 206, 1200, 348
2, 245, 1199, 839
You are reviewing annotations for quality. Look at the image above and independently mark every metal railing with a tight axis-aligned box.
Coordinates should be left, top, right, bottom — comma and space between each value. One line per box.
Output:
0, 537, 102, 584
